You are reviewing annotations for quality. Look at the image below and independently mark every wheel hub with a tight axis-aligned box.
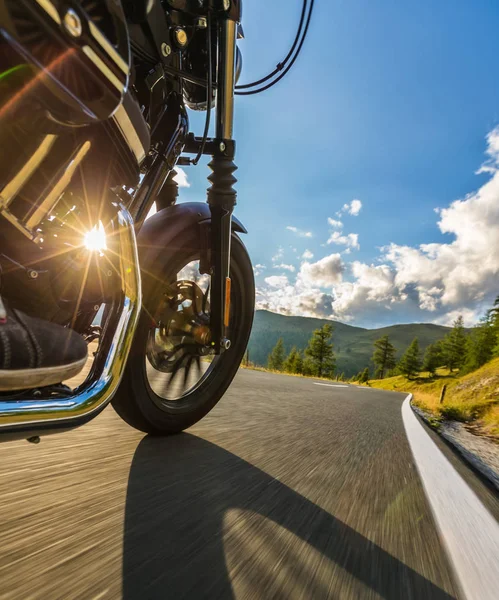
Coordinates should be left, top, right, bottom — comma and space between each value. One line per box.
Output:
147, 280, 212, 374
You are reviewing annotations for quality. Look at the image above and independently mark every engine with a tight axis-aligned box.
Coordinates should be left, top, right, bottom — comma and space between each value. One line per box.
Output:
0, 0, 150, 328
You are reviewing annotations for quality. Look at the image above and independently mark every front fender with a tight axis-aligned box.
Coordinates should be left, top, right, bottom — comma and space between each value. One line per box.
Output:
136, 202, 247, 304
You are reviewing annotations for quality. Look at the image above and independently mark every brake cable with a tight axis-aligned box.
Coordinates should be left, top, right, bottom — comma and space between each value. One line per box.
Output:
235, 0, 315, 96
191, 12, 213, 165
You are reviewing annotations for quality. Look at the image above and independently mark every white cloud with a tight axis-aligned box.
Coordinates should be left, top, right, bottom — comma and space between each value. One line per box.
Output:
326, 214, 360, 251
302, 249, 314, 260
272, 246, 284, 263
327, 218, 343, 229
264, 275, 289, 288
256, 254, 345, 319
327, 231, 360, 249
476, 127, 499, 174
348, 199, 362, 216
174, 167, 190, 188
273, 263, 296, 272
286, 226, 313, 238
337, 199, 363, 217
299, 254, 344, 287
253, 264, 266, 276
257, 287, 335, 319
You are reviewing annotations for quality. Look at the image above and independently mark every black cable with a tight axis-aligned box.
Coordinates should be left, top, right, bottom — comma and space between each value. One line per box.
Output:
235, 0, 314, 96
235, 0, 308, 90
191, 13, 213, 165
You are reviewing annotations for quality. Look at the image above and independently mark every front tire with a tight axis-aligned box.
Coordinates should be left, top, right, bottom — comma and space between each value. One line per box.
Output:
112, 231, 255, 435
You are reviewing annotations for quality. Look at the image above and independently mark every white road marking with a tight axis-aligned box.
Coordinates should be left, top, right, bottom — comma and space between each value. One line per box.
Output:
313, 383, 349, 388
402, 395, 499, 600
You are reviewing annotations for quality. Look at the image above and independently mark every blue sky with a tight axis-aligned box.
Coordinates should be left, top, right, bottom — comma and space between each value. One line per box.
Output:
177, 0, 499, 328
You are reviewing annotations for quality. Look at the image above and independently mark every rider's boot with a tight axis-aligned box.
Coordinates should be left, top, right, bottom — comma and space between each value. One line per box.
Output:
0, 295, 88, 392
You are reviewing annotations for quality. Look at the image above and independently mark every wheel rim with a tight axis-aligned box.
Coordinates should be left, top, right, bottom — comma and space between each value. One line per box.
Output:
144, 259, 236, 405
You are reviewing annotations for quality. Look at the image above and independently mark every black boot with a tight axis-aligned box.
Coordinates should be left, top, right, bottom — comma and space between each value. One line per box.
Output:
0, 296, 88, 391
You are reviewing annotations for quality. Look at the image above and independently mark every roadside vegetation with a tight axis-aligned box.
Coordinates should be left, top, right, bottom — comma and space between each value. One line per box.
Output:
363, 298, 499, 440
265, 324, 337, 379
367, 360, 499, 440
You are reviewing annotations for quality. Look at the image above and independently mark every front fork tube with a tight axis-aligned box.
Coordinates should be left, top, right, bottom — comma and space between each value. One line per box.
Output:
208, 17, 238, 352
209, 204, 233, 349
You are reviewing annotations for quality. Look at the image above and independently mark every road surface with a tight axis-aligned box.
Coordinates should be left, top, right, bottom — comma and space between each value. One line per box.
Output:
0, 369, 497, 599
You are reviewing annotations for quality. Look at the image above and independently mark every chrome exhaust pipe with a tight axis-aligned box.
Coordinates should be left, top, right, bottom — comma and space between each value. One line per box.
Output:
0, 206, 141, 438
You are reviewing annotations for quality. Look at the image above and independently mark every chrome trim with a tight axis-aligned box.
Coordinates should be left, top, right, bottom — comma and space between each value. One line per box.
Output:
34, 0, 61, 25
88, 21, 129, 75
0, 209, 34, 240
0, 134, 57, 210
82, 46, 124, 92
25, 141, 92, 230
113, 104, 146, 163
35, 0, 129, 83
0, 206, 142, 429
217, 19, 237, 140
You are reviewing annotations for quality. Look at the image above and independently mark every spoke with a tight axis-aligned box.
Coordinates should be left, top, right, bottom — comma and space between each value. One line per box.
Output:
147, 270, 215, 399
182, 356, 193, 388
165, 352, 188, 389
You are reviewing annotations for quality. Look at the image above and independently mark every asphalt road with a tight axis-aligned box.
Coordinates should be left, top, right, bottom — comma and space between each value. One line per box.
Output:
0, 368, 497, 599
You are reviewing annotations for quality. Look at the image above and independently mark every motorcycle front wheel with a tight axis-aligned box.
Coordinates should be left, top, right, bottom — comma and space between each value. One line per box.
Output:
112, 229, 255, 435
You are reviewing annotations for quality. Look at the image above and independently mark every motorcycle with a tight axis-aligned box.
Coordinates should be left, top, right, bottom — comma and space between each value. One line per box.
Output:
0, 0, 256, 441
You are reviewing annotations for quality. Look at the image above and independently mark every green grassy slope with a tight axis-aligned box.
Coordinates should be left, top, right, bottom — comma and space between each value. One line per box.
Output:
247, 310, 452, 377
368, 359, 499, 439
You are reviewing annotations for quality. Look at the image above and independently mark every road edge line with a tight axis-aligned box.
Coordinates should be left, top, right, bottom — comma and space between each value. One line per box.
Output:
411, 404, 499, 492
401, 394, 499, 600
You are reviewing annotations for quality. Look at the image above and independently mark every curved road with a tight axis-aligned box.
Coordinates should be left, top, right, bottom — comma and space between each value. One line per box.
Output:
0, 369, 497, 599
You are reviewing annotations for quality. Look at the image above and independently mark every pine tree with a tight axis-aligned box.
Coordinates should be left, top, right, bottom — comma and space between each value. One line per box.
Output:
294, 352, 304, 374
305, 323, 336, 378
283, 347, 303, 374
422, 342, 442, 377
398, 338, 421, 379
359, 367, 370, 383
442, 316, 467, 371
488, 296, 499, 356
302, 358, 314, 376
490, 295, 499, 329
463, 314, 497, 372
371, 335, 397, 379
267, 338, 285, 371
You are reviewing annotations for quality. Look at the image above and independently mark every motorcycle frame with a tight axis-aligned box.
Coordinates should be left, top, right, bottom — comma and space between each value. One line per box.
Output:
0, 1, 242, 440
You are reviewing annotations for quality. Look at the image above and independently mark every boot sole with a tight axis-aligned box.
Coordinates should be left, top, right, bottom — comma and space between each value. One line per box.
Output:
0, 357, 88, 392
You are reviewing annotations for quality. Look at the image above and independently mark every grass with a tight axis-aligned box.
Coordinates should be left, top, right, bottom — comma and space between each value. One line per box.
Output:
366, 359, 499, 440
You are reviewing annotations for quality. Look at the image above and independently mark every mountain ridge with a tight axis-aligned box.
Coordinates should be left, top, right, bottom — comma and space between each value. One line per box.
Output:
247, 310, 453, 377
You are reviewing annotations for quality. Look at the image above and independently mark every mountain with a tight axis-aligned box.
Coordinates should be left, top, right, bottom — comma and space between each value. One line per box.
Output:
247, 310, 453, 377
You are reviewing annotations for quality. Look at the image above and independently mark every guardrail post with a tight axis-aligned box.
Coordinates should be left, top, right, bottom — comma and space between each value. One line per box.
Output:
439, 384, 447, 404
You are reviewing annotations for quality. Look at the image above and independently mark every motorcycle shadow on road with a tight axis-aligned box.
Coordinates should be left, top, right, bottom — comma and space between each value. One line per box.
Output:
122, 434, 454, 600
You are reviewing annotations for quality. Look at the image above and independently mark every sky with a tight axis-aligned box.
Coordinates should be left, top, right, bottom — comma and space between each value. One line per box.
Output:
174, 0, 499, 329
